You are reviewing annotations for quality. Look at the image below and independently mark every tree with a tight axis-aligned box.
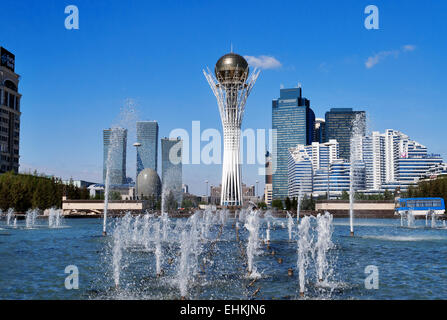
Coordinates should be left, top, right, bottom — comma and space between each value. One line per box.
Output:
341, 190, 349, 200
164, 191, 178, 211
284, 197, 292, 210
108, 191, 121, 200
383, 189, 393, 200
258, 202, 267, 209
181, 198, 194, 209
272, 199, 283, 210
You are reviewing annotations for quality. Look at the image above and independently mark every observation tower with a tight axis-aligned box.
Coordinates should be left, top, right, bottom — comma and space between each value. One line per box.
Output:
204, 53, 260, 206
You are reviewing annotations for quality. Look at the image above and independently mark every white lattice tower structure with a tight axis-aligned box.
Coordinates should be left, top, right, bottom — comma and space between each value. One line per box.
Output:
203, 53, 259, 206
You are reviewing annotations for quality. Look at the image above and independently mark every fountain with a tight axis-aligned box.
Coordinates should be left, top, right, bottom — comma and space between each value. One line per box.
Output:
25, 209, 38, 228
266, 221, 271, 243
348, 113, 365, 236
431, 212, 437, 229
103, 207, 336, 300
297, 215, 313, 297
297, 181, 303, 224
103, 100, 139, 236
407, 210, 415, 228
245, 210, 260, 278
177, 230, 190, 299
48, 208, 63, 228
287, 212, 294, 241
112, 220, 123, 289
6, 208, 14, 226
103, 127, 125, 236
154, 221, 162, 276
315, 212, 334, 283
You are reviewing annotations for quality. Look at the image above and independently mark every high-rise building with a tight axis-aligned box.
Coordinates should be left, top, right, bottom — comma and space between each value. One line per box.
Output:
288, 140, 339, 197
161, 137, 183, 206
361, 132, 385, 190
313, 118, 326, 143
103, 128, 127, 185
362, 129, 443, 192
272, 86, 315, 200
136, 121, 158, 176
0, 47, 21, 173
325, 108, 366, 161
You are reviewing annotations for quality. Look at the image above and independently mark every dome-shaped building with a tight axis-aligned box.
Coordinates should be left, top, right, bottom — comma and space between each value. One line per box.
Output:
137, 168, 161, 199
214, 53, 249, 85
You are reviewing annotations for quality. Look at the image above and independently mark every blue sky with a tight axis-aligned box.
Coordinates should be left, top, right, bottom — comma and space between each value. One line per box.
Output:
1, 0, 446, 195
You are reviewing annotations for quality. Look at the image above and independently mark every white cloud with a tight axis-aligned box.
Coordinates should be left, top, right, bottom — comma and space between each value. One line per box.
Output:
244, 55, 282, 70
365, 50, 399, 69
365, 45, 416, 69
402, 44, 416, 52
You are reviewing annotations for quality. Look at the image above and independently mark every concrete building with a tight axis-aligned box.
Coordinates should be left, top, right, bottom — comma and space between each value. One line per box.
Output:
103, 127, 127, 185
161, 137, 183, 206
210, 183, 256, 205
88, 183, 135, 200
0, 47, 21, 173
364, 129, 444, 192
288, 140, 340, 197
62, 180, 96, 188
272, 86, 315, 200
136, 168, 161, 200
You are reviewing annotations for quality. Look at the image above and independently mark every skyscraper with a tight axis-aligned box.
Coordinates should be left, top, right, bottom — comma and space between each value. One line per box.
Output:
325, 108, 366, 161
136, 121, 158, 176
0, 47, 21, 173
161, 137, 183, 206
288, 140, 339, 197
103, 127, 127, 185
313, 118, 326, 143
272, 86, 315, 200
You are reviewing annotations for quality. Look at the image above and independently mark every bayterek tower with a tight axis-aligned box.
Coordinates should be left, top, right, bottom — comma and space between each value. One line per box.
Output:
204, 53, 259, 206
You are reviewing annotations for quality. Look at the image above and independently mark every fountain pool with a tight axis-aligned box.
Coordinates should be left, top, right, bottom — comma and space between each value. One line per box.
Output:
1, 211, 446, 300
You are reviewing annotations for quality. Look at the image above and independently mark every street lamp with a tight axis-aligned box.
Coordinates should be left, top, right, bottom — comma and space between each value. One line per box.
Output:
133, 142, 141, 200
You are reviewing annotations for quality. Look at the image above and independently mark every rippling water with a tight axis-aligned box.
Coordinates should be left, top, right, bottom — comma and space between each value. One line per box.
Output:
0, 217, 446, 300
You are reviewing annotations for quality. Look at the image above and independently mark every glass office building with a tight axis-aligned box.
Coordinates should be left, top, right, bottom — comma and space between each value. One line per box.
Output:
103, 127, 127, 185
272, 87, 315, 200
136, 121, 159, 176
325, 108, 365, 161
161, 137, 183, 206
313, 118, 326, 143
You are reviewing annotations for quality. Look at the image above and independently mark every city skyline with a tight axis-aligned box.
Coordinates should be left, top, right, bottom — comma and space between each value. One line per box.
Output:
1, 1, 447, 195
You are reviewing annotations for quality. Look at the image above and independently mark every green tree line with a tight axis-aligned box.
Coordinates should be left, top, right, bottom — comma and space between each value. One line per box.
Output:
405, 176, 447, 201
0, 171, 90, 212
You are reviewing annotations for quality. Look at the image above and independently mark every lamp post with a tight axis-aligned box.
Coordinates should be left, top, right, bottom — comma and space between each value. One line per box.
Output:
133, 142, 141, 200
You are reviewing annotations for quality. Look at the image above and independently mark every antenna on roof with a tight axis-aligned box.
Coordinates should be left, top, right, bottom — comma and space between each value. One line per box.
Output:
230, 42, 233, 53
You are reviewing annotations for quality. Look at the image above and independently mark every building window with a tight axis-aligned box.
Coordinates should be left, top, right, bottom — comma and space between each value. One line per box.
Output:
4, 80, 17, 92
